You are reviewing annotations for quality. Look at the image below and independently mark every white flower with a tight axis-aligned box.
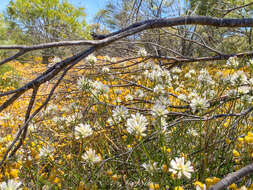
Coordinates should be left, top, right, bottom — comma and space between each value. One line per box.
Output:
77, 76, 90, 91
135, 89, 144, 98
187, 128, 198, 137
125, 94, 134, 101
155, 96, 170, 106
0, 179, 22, 190
189, 69, 196, 75
151, 104, 169, 117
82, 148, 101, 164
198, 69, 215, 86
196, 184, 206, 190
0, 113, 13, 121
190, 96, 210, 113
104, 55, 111, 62
154, 84, 165, 94
28, 123, 37, 134
169, 157, 194, 179
75, 123, 93, 139
86, 54, 97, 64
138, 48, 147, 57
238, 86, 251, 94
91, 81, 109, 94
126, 113, 148, 137
52, 56, 61, 64
39, 145, 54, 158
230, 71, 248, 86
112, 106, 129, 122
101, 67, 110, 73
147, 69, 162, 81
239, 186, 247, 190
171, 67, 182, 74
226, 56, 239, 67
178, 94, 187, 101
142, 161, 158, 173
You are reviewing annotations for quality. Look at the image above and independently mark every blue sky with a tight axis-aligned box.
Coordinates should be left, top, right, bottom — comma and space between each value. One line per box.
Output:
0, 0, 108, 23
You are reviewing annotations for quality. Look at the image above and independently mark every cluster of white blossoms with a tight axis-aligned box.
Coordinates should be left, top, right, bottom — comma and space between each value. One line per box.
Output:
138, 48, 148, 57
144, 65, 172, 84
229, 70, 248, 86
151, 103, 169, 118
135, 89, 145, 98
112, 106, 129, 122
39, 145, 54, 158
169, 157, 194, 179
185, 69, 196, 79
74, 123, 93, 139
0, 179, 22, 190
90, 80, 110, 95
190, 96, 210, 113
77, 76, 91, 91
197, 69, 215, 86
86, 54, 97, 64
226, 56, 239, 67
82, 148, 101, 164
153, 84, 165, 95
126, 113, 148, 137
0, 113, 12, 121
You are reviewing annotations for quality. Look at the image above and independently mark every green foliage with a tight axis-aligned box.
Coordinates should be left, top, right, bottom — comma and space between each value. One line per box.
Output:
7, 0, 90, 42
0, 64, 20, 88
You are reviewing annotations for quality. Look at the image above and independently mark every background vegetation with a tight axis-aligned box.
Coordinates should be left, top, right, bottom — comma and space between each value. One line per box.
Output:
0, 0, 253, 189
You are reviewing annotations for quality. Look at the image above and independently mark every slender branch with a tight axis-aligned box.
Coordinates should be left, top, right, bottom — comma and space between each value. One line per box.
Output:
208, 163, 253, 190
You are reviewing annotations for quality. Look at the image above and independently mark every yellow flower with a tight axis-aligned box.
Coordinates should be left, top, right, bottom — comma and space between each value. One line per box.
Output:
106, 169, 113, 176
245, 135, 253, 144
237, 137, 244, 143
232, 149, 240, 157
9, 169, 19, 178
228, 183, 237, 189
111, 174, 118, 182
174, 186, 184, 190
162, 164, 168, 173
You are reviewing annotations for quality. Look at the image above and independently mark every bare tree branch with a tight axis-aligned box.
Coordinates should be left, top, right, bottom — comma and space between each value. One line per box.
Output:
208, 163, 253, 190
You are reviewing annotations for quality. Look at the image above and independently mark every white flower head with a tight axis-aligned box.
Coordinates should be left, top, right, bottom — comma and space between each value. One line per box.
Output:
52, 56, 61, 64
0, 113, 13, 121
142, 161, 158, 173
169, 157, 194, 179
154, 84, 165, 94
198, 69, 215, 86
190, 96, 210, 113
171, 67, 182, 74
178, 94, 187, 101
0, 179, 22, 190
226, 56, 239, 67
112, 106, 129, 122
101, 67, 110, 73
135, 89, 144, 98
138, 48, 148, 57
155, 96, 170, 106
126, 113, 148, 137
86, 54, 97, 64
125, 94, 134, 101
75, 123, 93, 139
151, 104, 169, 117
196, 184, 206, 190
230, 71, 248, 86
39, 145, 54, 158
77, 76, 90, 91
82, 148, 101, 164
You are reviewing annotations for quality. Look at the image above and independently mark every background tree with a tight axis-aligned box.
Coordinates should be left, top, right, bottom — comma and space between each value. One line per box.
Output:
6, 0, 90, 64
